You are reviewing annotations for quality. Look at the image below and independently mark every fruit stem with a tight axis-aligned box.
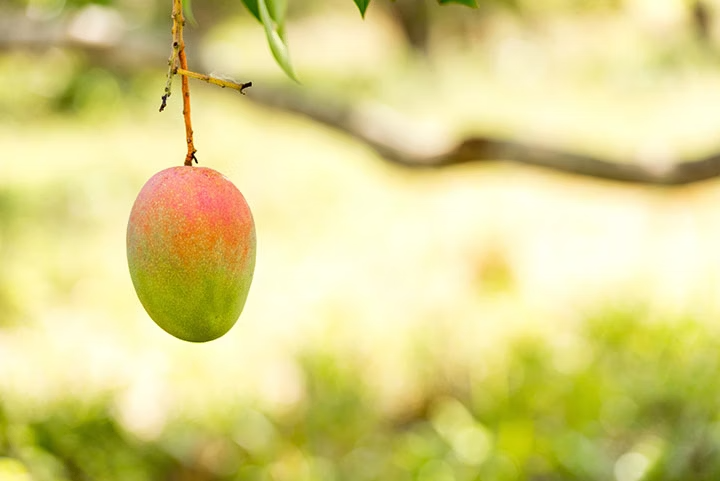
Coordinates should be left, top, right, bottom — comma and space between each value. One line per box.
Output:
174, 0, 197, 166
178, 44, 197, 165
160, 0, 197, 165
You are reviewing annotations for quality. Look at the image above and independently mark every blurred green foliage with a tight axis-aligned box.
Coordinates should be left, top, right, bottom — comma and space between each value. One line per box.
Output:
2, 310, 720, 480
3, 1, 720, 480
2, 0, 711, 119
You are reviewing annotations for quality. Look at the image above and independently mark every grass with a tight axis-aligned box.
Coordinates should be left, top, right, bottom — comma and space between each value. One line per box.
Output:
4, 307, 720, 480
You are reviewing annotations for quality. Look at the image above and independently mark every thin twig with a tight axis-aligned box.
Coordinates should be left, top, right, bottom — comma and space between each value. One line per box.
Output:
159, 2, 181, 112
177, 68, 252, 94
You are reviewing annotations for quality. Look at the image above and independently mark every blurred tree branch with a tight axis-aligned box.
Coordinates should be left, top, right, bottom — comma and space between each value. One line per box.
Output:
4, 9, 720, 185
247, 86, 720, 186
692, 0, 712, 44
389, 0, 430, 54
0, 12, 168, 70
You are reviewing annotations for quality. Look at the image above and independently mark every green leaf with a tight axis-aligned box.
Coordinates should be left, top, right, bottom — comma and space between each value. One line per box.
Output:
182, 0, 198, 26
257, 0, 298, 81
353, 0, 371, 18
240, 0, 287, 26
240, 0, 261, 22
437, 0, 478, 7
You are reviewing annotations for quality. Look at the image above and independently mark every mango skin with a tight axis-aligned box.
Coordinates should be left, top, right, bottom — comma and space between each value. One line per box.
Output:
127, 166, 256, 342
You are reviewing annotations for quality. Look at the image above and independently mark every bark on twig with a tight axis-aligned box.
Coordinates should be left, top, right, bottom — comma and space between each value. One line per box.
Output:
169, 0, 198, 165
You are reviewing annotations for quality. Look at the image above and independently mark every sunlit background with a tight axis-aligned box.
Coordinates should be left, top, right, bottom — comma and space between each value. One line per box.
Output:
3, 0, 720, 479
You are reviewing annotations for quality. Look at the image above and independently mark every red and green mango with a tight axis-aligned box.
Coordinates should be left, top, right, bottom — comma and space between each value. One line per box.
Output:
127, 166, 256, 342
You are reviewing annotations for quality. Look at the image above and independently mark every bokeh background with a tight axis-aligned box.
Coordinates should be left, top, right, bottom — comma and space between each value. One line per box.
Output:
4, 0, 720, 479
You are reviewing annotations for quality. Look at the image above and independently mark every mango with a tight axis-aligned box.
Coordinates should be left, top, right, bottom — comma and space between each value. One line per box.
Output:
126, 166, 256, 342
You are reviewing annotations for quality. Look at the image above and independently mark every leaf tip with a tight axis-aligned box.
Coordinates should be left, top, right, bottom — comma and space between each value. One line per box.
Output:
353, 0, 370, 18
